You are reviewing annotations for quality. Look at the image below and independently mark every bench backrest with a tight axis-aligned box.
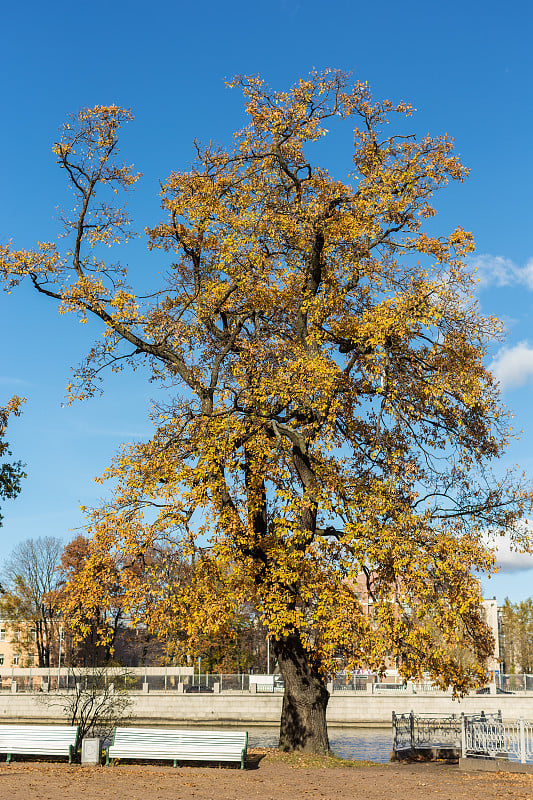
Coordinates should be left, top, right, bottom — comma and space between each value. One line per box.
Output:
0, 725, 79, 754
111, 727, 247, 752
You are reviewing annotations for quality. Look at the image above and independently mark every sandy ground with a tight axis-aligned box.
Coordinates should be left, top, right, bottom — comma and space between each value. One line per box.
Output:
0, 754, 532, 800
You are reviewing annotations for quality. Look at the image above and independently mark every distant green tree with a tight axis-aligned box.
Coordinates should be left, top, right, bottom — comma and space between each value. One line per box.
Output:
0, 396, 26, 526
499, 597, 533, 674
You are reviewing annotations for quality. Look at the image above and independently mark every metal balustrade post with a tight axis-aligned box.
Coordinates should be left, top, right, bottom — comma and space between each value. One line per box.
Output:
519, 718, 526, 764
461, 714, 466, 757
410, 711, 415, 750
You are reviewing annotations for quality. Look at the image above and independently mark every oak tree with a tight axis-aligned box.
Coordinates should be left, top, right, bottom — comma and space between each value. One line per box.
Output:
2, 72, 532, 752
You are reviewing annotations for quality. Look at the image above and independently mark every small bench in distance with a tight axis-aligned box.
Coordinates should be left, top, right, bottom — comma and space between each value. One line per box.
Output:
0, 724, 79, 764
107, 727, 248, 769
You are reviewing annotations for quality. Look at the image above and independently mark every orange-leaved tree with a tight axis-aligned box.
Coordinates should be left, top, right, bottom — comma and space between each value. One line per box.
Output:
1, 72, 532, 752
55, 535, 126, 666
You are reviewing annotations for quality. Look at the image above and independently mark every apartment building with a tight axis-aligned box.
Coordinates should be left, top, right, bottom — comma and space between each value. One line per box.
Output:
0, 620, 38, 667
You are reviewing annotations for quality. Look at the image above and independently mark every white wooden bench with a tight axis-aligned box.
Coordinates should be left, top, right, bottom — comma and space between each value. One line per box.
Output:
0, 724, 79, 763
107, 727, 248, 769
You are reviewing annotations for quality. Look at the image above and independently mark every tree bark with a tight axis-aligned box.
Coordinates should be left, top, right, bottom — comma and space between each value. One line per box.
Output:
273, 632, 330, 753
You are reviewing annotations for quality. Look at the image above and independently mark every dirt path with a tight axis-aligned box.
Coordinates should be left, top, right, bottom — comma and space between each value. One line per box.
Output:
0, 756, 532, 800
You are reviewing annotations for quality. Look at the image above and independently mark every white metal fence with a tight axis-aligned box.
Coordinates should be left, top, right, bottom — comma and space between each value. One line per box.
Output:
0, 668, 269, 693
498, 674, 533, 693
461, 712, 533, 764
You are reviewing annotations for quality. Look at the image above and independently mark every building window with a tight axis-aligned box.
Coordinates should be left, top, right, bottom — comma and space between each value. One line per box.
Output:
0, 655, 3, 665
13, 630, 19, 642
0, 630, 5, 641
27, 653, 34, 666
12, 655, 19, 666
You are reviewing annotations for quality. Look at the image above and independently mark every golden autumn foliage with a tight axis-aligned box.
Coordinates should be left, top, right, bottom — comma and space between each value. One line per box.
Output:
1, 71, 532, 751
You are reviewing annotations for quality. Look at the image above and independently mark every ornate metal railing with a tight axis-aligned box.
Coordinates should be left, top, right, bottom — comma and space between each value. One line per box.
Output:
392, 711, 461, 752
2, 667, 533, 697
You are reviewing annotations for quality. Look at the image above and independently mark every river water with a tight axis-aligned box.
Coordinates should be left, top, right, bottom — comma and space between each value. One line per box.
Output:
246, 726, 392, 763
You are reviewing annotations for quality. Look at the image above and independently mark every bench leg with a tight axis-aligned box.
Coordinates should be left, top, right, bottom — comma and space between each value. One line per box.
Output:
173, 759, 177, 768
6, 753, 11, 764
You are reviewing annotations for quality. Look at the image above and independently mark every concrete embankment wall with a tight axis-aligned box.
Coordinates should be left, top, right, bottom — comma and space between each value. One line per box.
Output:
3, 692, 533, 726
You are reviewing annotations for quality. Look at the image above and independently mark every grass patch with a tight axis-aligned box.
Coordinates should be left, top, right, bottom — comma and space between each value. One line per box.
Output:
249, 747, 378, 769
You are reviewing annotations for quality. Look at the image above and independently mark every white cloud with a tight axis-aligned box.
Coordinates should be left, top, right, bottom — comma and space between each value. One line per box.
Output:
491, 535, 533, 573
482, 529, 533, 573
470, 254, 533, 290
0, 376, 32, 386
492, 341, 533, 389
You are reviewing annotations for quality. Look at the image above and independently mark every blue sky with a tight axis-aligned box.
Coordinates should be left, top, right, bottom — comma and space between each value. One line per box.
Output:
1, 0, 532, 602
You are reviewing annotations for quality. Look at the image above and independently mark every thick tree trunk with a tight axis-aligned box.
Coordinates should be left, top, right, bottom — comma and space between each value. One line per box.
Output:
274, 632, 330, 753
36, 621, 48, 668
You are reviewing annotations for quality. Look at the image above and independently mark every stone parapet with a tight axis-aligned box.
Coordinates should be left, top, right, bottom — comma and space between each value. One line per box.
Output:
1, 692, 533, 726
